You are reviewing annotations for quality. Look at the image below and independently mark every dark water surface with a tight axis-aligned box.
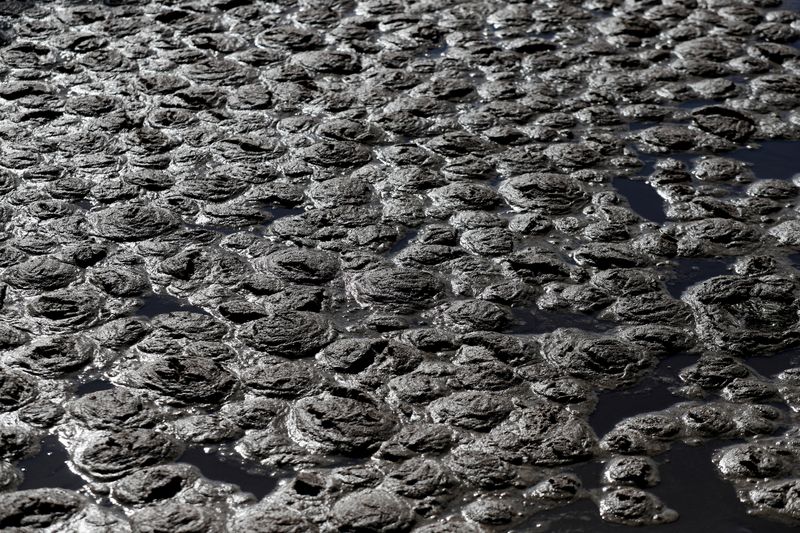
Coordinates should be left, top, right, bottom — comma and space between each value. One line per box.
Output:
178, 448, 282, 499
663, 257, 735, 298
612, 177, 666, 224
137, 292, 210, 317
589, 353, 698, 436
729, 140, 800, 182
18, 435, 84, 492
571, 136, 800, 532
526, 441, 800, 533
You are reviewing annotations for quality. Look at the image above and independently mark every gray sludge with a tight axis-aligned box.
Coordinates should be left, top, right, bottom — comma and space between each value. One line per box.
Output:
0, 0, 799, 531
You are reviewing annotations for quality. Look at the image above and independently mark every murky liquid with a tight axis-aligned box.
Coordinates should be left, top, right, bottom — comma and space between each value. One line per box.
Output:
730, 141, 800, 182
158, 135, 800, 529
18, 435, 84, 492
527, 441, 800, 533
612, 177, 666, 224
178, 448, 281, 499
4, 0, 800, 530
577, 137, 800, 532
28, 123, 794, 532
663, 258, 734, 298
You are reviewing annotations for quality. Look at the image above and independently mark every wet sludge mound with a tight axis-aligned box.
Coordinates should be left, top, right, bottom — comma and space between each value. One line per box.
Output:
0, 0, 799, 531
